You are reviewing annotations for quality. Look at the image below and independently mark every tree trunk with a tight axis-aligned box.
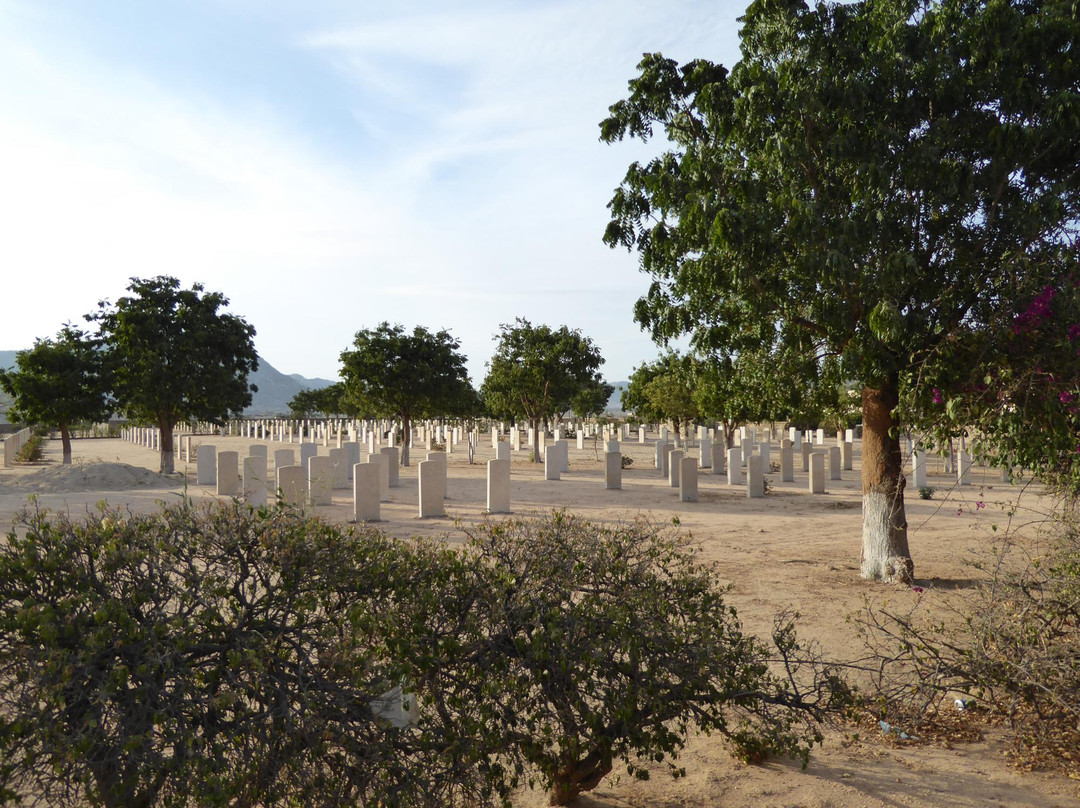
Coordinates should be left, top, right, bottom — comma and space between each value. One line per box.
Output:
860, 379, 913, 583
549, 750, 612, 806
400, 415, 411, 466
158, 418, 175, 475
532, 417, 542, 464
60, 423, 72, 465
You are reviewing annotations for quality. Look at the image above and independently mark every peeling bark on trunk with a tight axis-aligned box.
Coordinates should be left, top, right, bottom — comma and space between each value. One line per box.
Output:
860, 379, 913, 583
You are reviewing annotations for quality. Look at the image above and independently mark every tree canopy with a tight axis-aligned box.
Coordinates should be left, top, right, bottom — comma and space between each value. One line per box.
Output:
602, 0, 1080, 581
339, 323, 477, 466
287, 383, 347, 420
0, 325, 112, 464
481, 319, 611, 462
89, 276, 258, 474
622, 353, 699, 437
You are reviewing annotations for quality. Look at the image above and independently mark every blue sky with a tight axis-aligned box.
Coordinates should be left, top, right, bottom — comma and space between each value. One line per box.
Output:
0, 0, 744, 383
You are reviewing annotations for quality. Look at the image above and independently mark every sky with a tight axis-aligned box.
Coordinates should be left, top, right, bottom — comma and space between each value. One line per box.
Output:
0, 0, 746, 384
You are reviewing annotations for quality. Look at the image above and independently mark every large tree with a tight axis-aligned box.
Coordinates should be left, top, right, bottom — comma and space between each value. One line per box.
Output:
89, 276, 258, 475
481, 319, 610, 463
339, 323, 477, 466
602, 0, 1080, 582
694, 344, 833, 447
623, 353, 699, 439
0, 325, 112, 465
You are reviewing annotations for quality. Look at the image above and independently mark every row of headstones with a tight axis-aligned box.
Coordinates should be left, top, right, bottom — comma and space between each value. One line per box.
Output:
123, 426, 164, 451
1, 427, 33, 468
194, 442, 477, 520
655, 437, 850, 498
539, 439, 702, 501
227, 419, 402, 448
194, 438, 636, 520
231, 418, 476, 448
908, 443, 992, 487
490, 422, 633, 452
228, 418, 624, 453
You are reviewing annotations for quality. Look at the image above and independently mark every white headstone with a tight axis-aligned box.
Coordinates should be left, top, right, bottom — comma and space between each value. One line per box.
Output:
418, 460, 446, 517
810, 451, 826, 494
243, 455, 269, 507
277, 465, 306, 507
197, 444, 217, 486
747, 454, 764, 498
679, 456, 698, 502
668, 449, 684, 488
780, 439, 794, 482
544, 445, 561, 481
605, 451, 622, 490
216, 451, 240, 497
911, 447, 927, 489
486, 458, 511, 514
329, 448, 349, 489
308, 455, 333, 506
353, 463, 380, 522
380, 447, 400, 487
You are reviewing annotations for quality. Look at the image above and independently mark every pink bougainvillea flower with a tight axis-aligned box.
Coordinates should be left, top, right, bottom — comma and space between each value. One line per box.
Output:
1061, 391, 1076, 404
1013, 285, 1056, 334
932, 388, 944, 405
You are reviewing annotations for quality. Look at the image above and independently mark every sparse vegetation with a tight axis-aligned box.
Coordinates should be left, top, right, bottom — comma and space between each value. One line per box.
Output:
858, 512, 1080, 773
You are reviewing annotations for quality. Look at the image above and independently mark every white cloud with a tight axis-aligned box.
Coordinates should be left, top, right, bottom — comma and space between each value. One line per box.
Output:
0, 0, 742, 381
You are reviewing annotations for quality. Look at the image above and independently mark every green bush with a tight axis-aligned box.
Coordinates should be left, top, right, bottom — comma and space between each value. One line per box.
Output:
14, 435, 44, 463
454, 512, 851, 805
0, 502, 500, 808
0, 504, 850, 807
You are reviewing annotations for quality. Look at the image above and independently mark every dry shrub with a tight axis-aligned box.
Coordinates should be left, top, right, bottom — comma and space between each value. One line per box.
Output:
857, 508, 1080, 772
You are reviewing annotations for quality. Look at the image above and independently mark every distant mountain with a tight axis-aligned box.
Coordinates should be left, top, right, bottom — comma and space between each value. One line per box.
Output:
246, 359, 336, 416
606, 381, 629, 414
288, 372, 335, 387
0, 348, 334, 420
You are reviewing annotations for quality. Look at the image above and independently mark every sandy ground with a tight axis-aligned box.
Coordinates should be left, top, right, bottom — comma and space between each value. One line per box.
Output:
1, 432, 1077, 808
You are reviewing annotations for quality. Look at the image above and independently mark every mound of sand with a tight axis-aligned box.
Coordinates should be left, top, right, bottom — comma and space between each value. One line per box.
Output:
11, 462, 181, 493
